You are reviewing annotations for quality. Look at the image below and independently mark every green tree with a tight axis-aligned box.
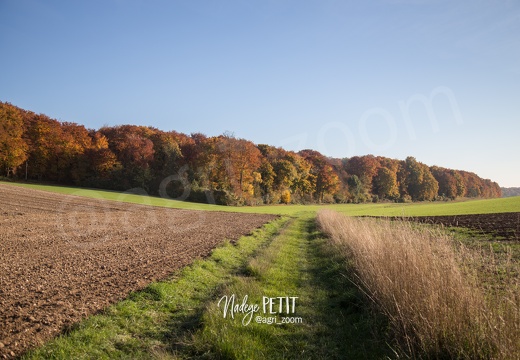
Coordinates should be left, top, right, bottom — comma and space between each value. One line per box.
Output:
273, 159, 297, 190
347, 175, 366, 203
258, 160, 275, 202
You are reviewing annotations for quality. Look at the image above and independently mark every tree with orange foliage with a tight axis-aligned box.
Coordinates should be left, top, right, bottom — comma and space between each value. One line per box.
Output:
316, 164, 339, 202
214, 134, 262, 199
373, 166, 399, 200
405, 157, 439, 201
0, 102, 27, 176
76, 131, 120, 185
288, 153, 315, 201
58, 122, 93, 182
300, 149, 340, 202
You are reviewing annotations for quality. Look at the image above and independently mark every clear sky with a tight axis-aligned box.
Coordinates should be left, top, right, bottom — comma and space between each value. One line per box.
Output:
1, 0, 519, 187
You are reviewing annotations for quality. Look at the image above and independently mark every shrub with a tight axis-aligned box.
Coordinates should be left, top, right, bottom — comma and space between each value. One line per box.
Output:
280, 189, 291, 204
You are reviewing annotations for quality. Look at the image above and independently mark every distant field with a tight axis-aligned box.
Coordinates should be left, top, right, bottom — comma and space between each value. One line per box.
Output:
3, 181, 519, 216
330, 196, 520, 217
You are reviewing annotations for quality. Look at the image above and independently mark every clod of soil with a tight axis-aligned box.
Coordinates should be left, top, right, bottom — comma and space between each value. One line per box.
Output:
0, 184, 276, 359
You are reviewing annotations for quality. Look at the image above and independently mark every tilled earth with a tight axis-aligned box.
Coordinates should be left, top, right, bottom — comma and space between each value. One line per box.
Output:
395, 212, 520, 240
0, 184, 276, 359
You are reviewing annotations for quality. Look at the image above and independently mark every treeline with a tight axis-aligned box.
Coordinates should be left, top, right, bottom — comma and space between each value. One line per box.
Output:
501, 188, 520, 198
0, 101, 501, 205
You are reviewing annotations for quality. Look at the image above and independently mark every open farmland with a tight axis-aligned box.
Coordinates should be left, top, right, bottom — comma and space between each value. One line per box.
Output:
384, 212, 520, 240
1, 181, 520, 359
0, 184, 275, 359
5, 182, 520, 216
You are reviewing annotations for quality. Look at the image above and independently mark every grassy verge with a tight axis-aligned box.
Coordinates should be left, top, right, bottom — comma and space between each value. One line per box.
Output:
3, 181, 520, 216
317, 210, 520, 359
22, 217, 289, 359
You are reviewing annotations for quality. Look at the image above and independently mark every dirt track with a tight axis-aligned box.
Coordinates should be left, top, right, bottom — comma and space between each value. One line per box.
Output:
0, 184, 276, 359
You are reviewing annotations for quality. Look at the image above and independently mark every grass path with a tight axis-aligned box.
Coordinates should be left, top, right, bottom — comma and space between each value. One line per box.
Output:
22, 215, 392, 359
187, 214, 391, 359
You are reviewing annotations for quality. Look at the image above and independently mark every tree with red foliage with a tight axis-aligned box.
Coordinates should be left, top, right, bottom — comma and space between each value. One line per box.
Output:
99, 125, 155, 189
345, 155, 380, 184
431, 166, 458, 200
214, 134, 262, 199
316, 164, 339, 202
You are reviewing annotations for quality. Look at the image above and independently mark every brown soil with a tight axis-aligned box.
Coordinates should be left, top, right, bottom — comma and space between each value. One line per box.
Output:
389, 212, 520, 240
0, 184, 276, 359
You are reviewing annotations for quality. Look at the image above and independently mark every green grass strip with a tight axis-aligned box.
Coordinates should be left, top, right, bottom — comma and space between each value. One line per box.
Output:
182, 215, 393, 359
3, 181, 519, 216
22, 217, 290, 360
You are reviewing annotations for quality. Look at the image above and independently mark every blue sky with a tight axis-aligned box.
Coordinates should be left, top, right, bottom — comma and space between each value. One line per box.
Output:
1, 0, 519, 186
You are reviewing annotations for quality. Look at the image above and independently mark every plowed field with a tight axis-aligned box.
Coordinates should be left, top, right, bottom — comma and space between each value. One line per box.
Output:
397, 212, 520, 240
0, 184, 276, 359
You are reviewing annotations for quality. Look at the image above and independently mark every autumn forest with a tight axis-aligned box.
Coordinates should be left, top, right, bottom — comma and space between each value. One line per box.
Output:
0, 101, 501, 205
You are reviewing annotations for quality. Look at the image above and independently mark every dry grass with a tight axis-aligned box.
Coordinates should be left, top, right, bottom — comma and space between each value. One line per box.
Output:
317, 210, 520, 359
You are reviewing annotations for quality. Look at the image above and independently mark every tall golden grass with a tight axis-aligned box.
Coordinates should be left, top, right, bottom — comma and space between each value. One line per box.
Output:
317, 210, 520, 359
